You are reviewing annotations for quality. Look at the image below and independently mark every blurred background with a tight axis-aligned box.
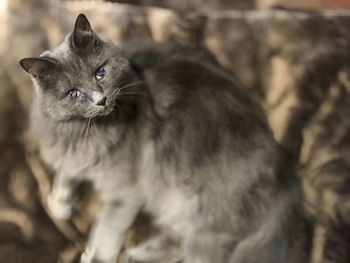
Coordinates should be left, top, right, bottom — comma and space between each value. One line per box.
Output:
1, 0, 350, 262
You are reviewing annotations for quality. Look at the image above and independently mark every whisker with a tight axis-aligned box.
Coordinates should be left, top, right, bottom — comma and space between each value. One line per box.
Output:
111, 88, 121, 98
80, 119, 89, 138
85, 117, 92, 138
118, 91, 147, 96
118, 80, 143, 91
114, 78, 130, 88
92, 118, 97, 134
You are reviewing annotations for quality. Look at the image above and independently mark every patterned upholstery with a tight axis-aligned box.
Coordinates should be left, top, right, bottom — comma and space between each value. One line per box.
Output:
1, 0, 350, 262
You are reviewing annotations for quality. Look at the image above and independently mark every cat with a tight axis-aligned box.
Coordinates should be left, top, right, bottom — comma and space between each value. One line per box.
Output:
19, 14, 301, 263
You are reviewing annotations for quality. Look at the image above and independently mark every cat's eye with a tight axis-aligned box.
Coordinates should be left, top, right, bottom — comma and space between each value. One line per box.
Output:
95, 66, 106, 80
67, 89, 81, 99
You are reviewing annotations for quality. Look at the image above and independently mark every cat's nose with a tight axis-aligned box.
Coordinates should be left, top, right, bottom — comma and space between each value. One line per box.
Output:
96, 96, 107, 106
92, 91, 106, 106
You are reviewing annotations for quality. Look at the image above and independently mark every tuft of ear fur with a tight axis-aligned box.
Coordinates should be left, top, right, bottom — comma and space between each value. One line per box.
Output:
19, 57, 56, 80
72, 14, 95, 49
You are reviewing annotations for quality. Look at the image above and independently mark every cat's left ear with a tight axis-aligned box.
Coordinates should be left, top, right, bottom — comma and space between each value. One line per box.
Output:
19, 57, 56, 80
72, 14, 95, 49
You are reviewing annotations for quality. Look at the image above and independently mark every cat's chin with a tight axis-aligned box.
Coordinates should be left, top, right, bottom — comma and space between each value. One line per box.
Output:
82, 107, 114, 119
95, 105, 115, 117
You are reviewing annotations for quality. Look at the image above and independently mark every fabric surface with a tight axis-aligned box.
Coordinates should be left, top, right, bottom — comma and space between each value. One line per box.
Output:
1, 0, 350, 262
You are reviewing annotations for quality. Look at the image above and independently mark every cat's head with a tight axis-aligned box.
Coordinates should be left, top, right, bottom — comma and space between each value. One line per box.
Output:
19, 14, 130, 121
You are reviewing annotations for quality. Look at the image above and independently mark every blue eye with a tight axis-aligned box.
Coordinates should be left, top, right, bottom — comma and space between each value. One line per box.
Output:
95, 66, 106, 80
67, 89, 81, 98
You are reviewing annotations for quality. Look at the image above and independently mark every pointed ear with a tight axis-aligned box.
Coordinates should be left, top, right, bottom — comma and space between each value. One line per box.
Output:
72, 14, 95, 49
19, 57, 56, 80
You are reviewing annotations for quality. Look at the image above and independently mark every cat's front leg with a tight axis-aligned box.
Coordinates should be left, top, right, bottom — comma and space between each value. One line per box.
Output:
126, 231, 182, 263
80, 195, 142, 263
47, 171, 79, 220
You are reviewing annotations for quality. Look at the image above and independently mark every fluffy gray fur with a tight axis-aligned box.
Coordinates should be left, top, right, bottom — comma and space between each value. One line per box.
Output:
19, 14, 301, 263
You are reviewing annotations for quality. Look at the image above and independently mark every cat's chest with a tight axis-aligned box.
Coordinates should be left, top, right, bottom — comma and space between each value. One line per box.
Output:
139, 143, 195, 234
40, 139, 101, 176
147, 188, 191, 234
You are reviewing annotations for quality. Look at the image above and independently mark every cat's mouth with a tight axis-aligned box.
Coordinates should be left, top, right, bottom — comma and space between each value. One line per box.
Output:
93, 98, 116, 117
85, 94, 119, 118
98, 106, 114, 116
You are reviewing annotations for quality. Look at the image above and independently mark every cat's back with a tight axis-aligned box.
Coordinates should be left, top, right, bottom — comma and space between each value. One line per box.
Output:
126, 42, 301, 243
124, 42, 271, 153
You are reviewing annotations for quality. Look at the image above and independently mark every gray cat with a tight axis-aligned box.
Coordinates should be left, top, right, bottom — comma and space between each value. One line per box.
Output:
19, 14, 301, 263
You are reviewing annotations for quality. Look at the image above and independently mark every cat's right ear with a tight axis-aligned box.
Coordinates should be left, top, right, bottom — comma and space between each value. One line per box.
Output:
72, 14, 95, 49
19, 57, 56, 80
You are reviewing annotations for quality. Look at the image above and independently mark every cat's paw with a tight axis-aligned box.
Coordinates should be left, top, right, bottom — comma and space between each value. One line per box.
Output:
126, 246, 181, 263
80, 247, 117, 263
47, 192, 73, 219
80, 248, 94, 263
126, 248, 151, 263
125, 235, 182, 263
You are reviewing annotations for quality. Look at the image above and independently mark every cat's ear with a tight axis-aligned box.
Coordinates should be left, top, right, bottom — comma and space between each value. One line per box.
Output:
19, 57, 56, 80
72, 14, 95, 49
